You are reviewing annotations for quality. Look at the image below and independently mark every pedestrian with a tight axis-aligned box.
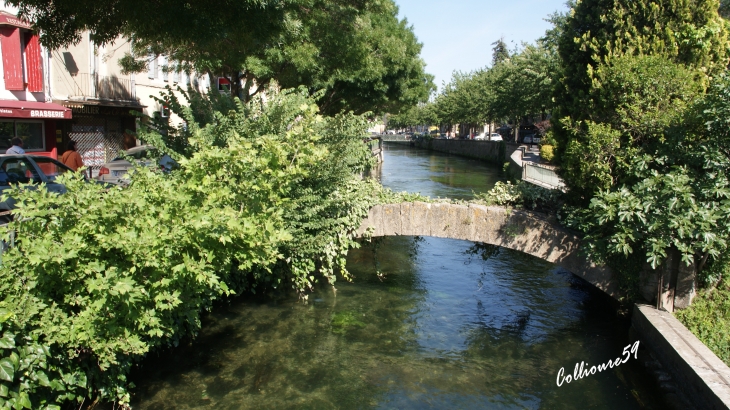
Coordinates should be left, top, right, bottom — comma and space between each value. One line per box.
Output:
61, 141, 84, 172
5, 137, 24, 155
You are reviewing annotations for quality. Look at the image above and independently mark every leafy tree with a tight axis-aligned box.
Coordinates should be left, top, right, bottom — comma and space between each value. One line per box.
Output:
388, 103, 439, 129
434, 71, 481, 125
552, 0, 729, 198
491, 37, 509, 66
488, 43, 559, 128
431, 39, 558, 137
559, 55, 705, 194
564, 73, 730, 281
9, 0, 434, 115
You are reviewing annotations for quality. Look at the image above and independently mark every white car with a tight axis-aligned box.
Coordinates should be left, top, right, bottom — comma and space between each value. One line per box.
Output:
97, 145, 177, 185
474, 133, 486, 140
489, 133, 503, 141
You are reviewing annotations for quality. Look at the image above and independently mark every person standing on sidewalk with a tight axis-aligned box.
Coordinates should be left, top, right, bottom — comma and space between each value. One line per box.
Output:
5, 137, 24, 155
61, 141, 84, 172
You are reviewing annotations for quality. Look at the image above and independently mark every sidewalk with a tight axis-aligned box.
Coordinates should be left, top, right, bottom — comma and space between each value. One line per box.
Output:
521, 145, 541, 164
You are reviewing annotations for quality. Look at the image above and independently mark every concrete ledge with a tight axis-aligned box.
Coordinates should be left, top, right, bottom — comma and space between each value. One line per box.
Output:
633, 304, 730, 409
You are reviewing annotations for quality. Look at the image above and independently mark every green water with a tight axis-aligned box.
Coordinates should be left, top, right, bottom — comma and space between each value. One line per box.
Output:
373, 143, 503, 199
129, 144, 662, 409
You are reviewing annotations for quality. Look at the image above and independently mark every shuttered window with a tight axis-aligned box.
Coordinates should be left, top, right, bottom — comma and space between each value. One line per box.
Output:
0, 27, 23, 90
24, 33, 43, 92
147, 54, 156, 79
160, 56, 168, 81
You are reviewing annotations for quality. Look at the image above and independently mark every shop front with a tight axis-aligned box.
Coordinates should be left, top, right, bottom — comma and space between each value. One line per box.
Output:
58, 103, 141, 176
0, 100, 72, 158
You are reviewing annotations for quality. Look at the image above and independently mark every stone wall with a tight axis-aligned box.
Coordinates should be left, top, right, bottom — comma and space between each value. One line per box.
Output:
356, 202, 619, 298
632, 304, 730, 410
389, 139, 519, 165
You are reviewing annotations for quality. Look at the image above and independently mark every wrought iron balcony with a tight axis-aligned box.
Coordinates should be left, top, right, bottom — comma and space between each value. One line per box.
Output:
59, 73, 137, 102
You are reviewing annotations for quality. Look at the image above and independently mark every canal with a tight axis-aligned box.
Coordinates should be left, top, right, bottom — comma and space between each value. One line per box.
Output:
130, 142, 663, 409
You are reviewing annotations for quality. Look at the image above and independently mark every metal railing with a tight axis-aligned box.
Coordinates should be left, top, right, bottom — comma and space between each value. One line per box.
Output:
523, 162, 566, 191
60, 73, 136, 101
366, 137, 383, 162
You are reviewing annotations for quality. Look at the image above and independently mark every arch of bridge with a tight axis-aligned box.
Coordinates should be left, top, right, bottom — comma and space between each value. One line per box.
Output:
356, 202, 617, 299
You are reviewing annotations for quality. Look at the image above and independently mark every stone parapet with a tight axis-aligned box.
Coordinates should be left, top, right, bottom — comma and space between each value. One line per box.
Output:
633, 304, 730, 409
356, 202, 618, 298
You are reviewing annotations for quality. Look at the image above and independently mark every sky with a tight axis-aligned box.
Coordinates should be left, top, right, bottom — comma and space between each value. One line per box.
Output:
396, 0, 569, 93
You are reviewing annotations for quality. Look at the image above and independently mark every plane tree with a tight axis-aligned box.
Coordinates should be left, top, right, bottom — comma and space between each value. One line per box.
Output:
9, 0, 434, 115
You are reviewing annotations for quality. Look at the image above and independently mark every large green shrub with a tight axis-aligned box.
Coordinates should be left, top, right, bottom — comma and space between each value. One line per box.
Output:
552, 0, 728, 199
562, 74, 730, 271
474, 181, 562, 211
0, 88, 379, 408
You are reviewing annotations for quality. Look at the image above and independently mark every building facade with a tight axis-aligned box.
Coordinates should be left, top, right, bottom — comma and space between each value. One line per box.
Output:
0, 5, 214, 173
50, 35, 142, 175
0, 8, 71, 159
51, 36, 212, 175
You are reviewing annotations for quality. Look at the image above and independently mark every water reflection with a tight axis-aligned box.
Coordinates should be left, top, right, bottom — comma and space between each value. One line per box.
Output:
130, 236, 660, 409
373, 143, 503, 199
130, 145, 662, 409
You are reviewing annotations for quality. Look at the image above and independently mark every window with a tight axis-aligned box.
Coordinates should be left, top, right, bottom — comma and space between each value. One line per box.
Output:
0, 157, 40, 185
0, 27, 42, 91
160, 56, 168, 81
0, 122, 13, 150
148, 54, 157, 79
15, 121, 44, 151
32, 157, 71, 181
23, 33, 43, 92
1, 27, 22, 90
0, 120, 45, 151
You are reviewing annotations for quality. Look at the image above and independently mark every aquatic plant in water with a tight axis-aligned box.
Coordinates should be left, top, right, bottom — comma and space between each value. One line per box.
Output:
331, 311, 367, 334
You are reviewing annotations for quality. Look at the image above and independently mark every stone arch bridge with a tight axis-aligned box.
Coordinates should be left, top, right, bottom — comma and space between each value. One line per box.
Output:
356, 202, 695, 311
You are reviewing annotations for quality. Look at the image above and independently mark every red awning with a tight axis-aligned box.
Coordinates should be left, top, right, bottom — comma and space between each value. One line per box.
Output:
0, 12, 32, 30
0, 100, 72, 119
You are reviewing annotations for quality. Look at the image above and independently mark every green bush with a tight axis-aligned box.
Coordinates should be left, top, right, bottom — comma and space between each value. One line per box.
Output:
474, 181, 562, 211
539, 144, 555, 162
0, 88, 379, 408
676, 286, 730, 366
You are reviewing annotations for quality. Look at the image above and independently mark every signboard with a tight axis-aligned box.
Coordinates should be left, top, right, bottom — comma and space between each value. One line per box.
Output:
67, 105, 142, 117
0, 13, 32, 29
218, 77, 231, 92
0, 104, 72, 119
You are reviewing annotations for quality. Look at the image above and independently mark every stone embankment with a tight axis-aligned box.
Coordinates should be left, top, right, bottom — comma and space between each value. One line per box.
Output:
632, 305, 730, 410
384, 136, 517, 165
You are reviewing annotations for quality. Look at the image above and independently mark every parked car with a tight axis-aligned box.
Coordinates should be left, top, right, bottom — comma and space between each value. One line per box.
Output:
97, 145, 178, 185
474, 133, 486, 140
489, 133, 503, 141
0, 155, 75, 215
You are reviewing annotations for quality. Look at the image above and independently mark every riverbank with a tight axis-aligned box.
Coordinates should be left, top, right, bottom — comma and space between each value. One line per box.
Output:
387, 138, 518, 165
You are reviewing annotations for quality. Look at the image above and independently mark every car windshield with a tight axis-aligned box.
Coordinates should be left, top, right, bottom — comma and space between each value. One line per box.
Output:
32, 157, 73, 181
0, 158, 42, 185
